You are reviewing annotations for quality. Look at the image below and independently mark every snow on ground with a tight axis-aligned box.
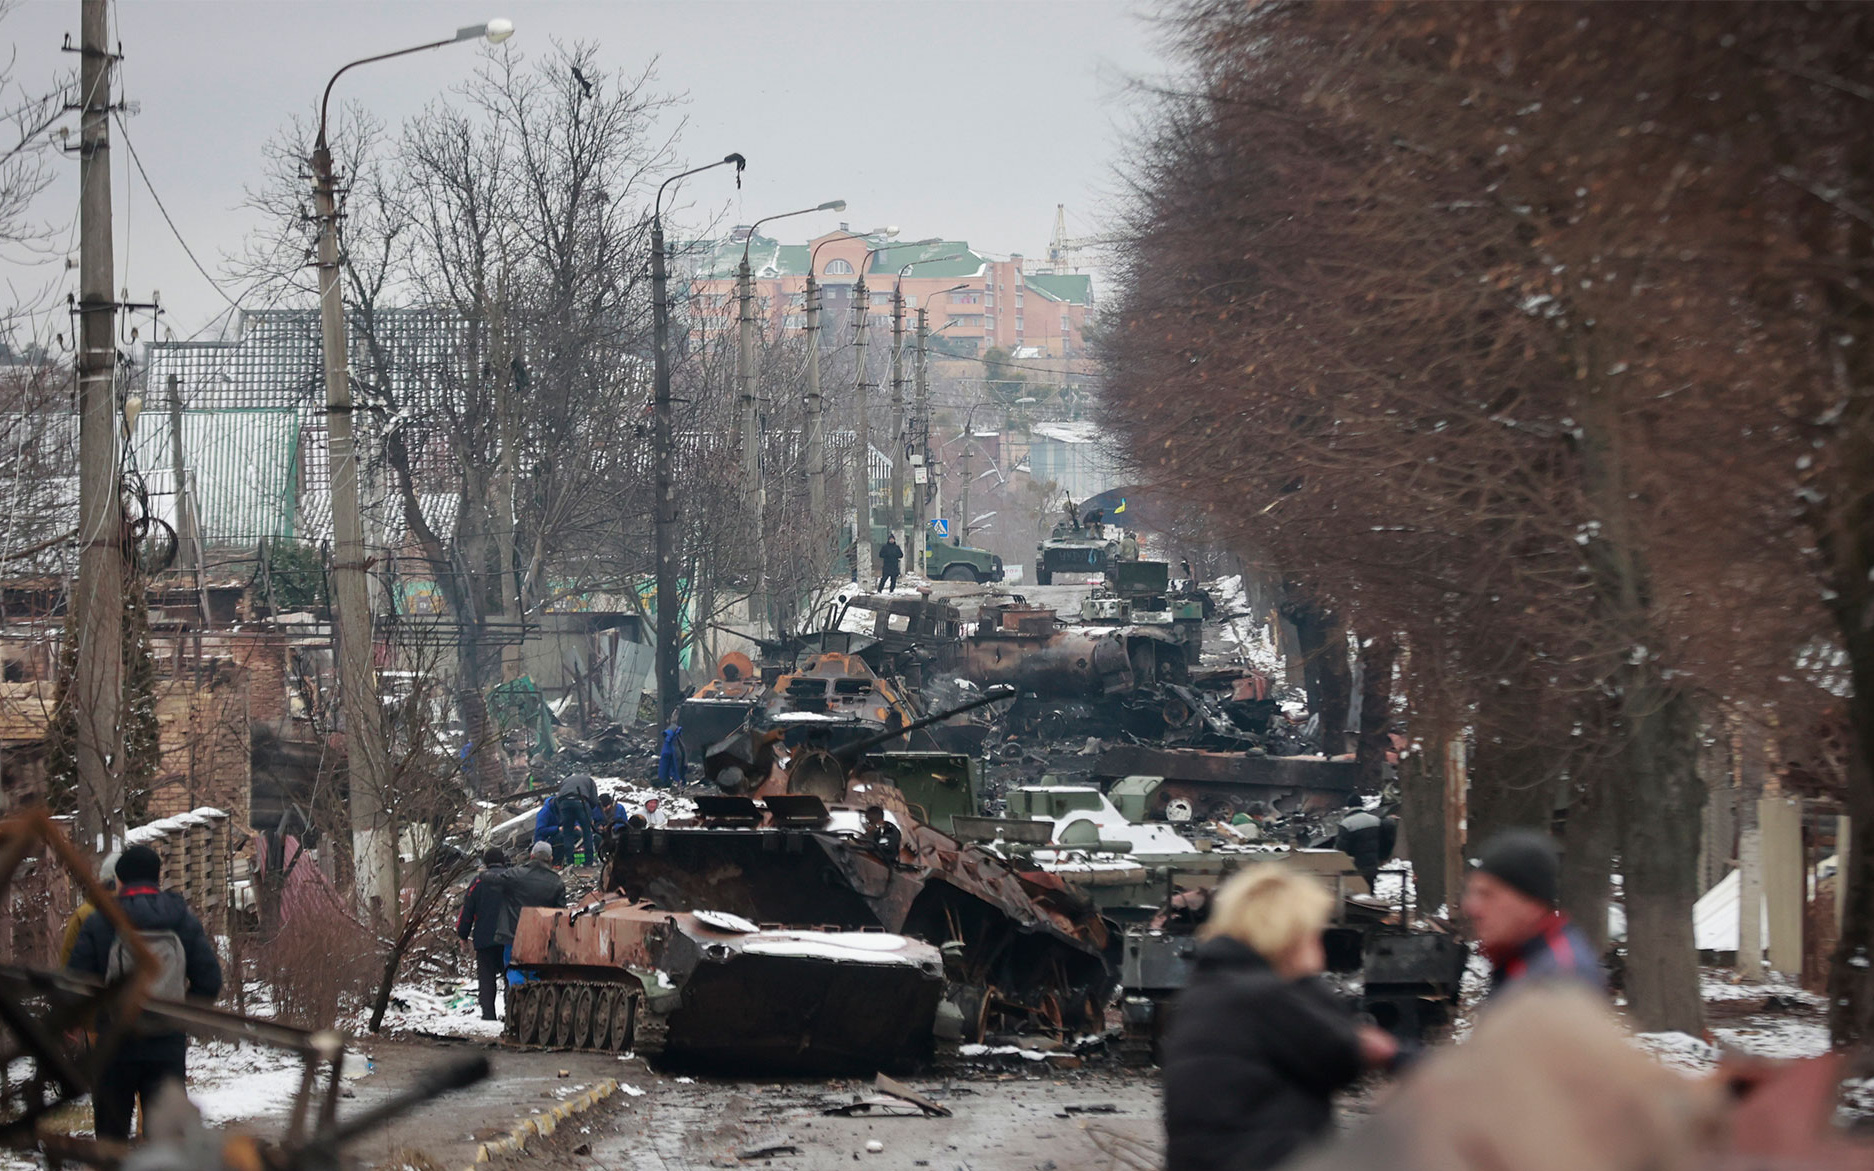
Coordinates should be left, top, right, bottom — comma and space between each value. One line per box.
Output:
1634, 969, 1834, 1076
366, 975, 505, 1041
185, 1041, 315, 1124
1206, 574, 1284, 676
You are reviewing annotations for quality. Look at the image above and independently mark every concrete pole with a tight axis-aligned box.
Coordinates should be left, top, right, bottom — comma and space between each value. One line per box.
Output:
737, 258, 764, 631
959, 435, 974, 546
888, 287, 906, 555
165, 375, 208, 624
851, 280, 872, 584
912, 306, 930, 574
314, 134, 393, 916
804, 273, 826, 528
650, 215, 680, 720
73, 0, 124, 850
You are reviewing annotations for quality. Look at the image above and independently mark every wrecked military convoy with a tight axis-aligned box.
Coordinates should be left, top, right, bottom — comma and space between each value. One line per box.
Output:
502, 565, 1461, 1074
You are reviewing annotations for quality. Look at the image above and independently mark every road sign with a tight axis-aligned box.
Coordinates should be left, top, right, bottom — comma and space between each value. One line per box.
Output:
929, 518, 950, 538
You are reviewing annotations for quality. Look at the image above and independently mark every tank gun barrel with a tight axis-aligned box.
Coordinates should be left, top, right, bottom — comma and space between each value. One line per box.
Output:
831, 686, 1016, 762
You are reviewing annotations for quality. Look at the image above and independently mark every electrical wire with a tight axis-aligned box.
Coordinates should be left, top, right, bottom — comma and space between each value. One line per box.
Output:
113, 112, 244, 312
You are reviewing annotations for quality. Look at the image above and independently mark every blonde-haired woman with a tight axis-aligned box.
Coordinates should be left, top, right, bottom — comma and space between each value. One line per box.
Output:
1162, 864, 1398, 1171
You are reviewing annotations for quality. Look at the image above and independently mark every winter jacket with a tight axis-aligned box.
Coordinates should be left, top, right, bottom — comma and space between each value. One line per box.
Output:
1486, 912, 1604, 999
532, 798, 559, 843
878, 542, 904, 568
557, 773, 599, 807
66, 886, 223, 1062
499, 861, 567, 939
1161, 937, 1363, 1171
457, 866, 511, 949
1335, 811, 1398, 877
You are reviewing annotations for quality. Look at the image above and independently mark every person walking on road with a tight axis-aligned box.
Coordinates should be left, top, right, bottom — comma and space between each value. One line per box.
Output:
1462, 830, 1604, 1000
1162, 864, 1398, 1171
876, 534, 904, 593
555, 772, 600, 866
66, 845, 223, 1142
457, 848, 511, 1021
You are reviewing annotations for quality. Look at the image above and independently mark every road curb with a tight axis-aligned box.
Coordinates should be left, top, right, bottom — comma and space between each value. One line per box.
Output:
468, 1077, 619, 1167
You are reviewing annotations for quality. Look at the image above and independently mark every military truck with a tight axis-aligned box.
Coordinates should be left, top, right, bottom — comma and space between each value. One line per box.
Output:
869, 517, 1002, 583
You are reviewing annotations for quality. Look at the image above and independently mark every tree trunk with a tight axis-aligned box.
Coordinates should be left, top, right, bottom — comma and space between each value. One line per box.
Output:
1399, 742, 1449, 914
1285, 597, 1351, 752
1354, 632, 1397, 794
1617, 672, 1705, 1034
1559, 764, 1617, 956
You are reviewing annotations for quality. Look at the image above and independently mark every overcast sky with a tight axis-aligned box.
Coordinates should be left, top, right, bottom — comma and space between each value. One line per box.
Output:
0, 0, 1168, 344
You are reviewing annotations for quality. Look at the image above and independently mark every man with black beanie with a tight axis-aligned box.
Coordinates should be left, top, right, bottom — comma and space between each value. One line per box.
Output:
1461, 830, 1603, 999
66, 844, 222, 1141
457, 847, 511, 1020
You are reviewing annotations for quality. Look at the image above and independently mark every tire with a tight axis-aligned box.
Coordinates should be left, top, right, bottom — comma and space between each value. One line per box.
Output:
1035, 565, 1053, 586
942, 564, 978, 582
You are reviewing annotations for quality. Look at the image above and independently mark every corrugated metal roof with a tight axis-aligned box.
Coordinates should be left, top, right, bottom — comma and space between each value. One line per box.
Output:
131, 408, 303, 547
868, 241, 987, 280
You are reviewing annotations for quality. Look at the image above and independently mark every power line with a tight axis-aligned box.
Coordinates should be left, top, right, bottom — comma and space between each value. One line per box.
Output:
112, 112, 243, 312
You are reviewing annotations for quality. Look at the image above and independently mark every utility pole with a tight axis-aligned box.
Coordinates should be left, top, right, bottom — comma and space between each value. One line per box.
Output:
851, 279, 873, 585
804, 272, 825, 529
912, 305, 930, 574
959, 434, 974, 546
313, 115, 393, 915
737, 257, 764, 632
165, 375, 208, 623
888, 287, 906, 560
651, 153, 744, 724
73, 0, 124, 849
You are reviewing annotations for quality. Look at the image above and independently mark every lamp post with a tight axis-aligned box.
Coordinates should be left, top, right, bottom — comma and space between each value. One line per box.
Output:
805, 227, 894, 540
313, 17, 513, 915
912, 284, 968, 572
738, 200, 845, 634
652, 153, 745, 724
850, 238, 938, 585
888, 256, 962, 573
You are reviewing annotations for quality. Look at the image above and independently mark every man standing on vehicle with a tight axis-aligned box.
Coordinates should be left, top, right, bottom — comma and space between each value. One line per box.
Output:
457, 848, 511, 1021
877, 534, 904, 593
555, 772, 600, 866
66, 845, 222, 1142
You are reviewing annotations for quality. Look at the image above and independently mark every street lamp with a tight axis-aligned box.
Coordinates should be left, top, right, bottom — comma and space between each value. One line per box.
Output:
848, 238, 940, 582
312, 19, 513, 916
803, 227, 895, 537
651, 153, 745, 725
737, 200, 845, 635
887, 255, 963, 557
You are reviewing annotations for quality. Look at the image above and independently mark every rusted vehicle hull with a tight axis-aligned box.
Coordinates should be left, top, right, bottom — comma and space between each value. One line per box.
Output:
960, 628, 1135, 697
1094, 744, 1358, 818
505, 899, 944, 1073
606, 822, 1114, 1041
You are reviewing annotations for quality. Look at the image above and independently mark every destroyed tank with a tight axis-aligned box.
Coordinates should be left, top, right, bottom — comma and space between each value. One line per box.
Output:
608, 687, 1115, 1045
675, 652, 770, 758
505, 897, 944, 1073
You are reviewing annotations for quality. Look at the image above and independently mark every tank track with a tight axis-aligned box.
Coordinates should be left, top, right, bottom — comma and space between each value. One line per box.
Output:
503, 979, 665, 1059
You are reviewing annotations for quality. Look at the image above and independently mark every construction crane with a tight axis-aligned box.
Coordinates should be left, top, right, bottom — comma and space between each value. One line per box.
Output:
1045, 203, 1109, 273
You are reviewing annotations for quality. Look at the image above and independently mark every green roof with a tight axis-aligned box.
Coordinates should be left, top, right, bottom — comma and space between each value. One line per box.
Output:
867, 240, 986, 280
132, 408, 304, 546
1024, 272, 1094, 304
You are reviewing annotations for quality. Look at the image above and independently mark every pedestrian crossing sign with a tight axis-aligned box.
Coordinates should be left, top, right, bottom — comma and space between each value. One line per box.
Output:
929, 518, 950, 538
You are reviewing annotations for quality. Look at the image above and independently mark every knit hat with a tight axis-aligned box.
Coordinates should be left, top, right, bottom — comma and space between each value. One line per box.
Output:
530, 840, 554, 862
1473, 830, 1560, 907
116, 844, 162, 885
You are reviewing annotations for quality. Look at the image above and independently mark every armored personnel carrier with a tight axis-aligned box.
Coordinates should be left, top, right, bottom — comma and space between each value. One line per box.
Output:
505, 897, 944, 1073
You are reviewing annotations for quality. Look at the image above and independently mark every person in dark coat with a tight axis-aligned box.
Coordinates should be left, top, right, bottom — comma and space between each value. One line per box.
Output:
1162, 864, 1397, 1171
1462, 830, 1605, 999
876, 535, 904, 592
66, 845, 223, 1142
1334, 797, 1399, 891
555, 773, 600, 865
457, 848, 510, 1021
500, 841, 568, 940
862, 805, 902, 861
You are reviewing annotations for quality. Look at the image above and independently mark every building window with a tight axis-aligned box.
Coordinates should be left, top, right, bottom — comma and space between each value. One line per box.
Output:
1062, 313, 1071, 331
950, 291, 980, 305
824, 258, 855, 275
783, 314, 805, 330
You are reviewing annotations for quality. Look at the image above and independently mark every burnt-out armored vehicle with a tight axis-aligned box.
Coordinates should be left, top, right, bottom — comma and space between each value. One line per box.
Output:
675, 652, 771, 759
608, 688, 1113, 1044
505, 898, 944, 1073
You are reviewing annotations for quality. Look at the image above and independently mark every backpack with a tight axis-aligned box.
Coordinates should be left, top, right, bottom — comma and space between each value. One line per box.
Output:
106, 929, 189, 1031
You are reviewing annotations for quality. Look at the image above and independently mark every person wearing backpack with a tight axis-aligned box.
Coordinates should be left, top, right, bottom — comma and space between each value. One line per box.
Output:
65, 844, 222, 1142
